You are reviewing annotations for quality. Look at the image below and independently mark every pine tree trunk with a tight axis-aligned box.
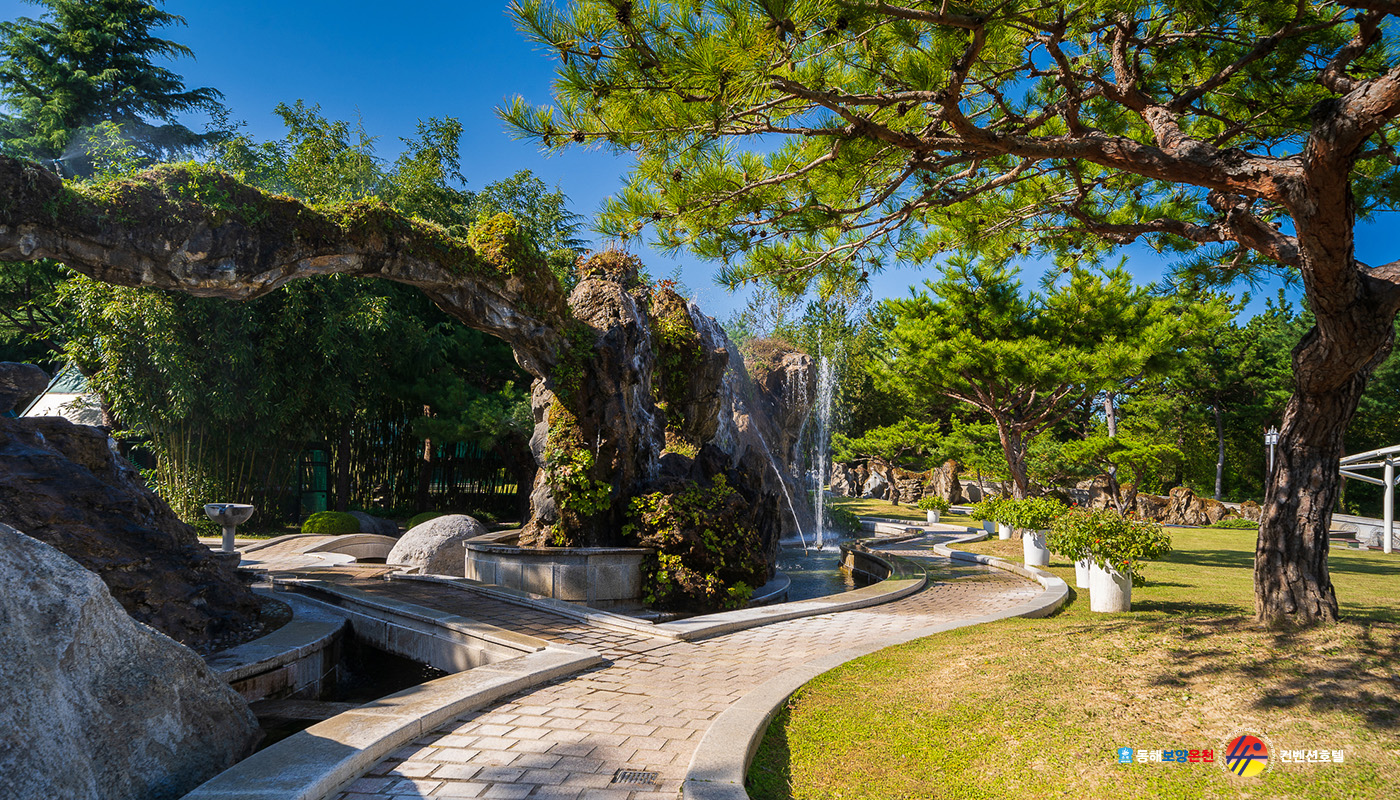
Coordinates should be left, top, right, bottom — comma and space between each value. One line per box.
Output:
1214, 401, 1226, 501
993, 419, 1030, 500
1255, 327, 1390, 625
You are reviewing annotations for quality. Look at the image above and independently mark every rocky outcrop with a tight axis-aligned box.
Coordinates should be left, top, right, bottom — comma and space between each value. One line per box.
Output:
1239, 500, 1262, 521
744, 341, 816, 469
862, 469, 889, 499
0, 361, 48, 413
0, 411, 260, 648
349, 511, 399, 537
1072, 476, 1119, 510
922, 461, 963, 504
829, 461, 858, 497
388, 514, 489, 575
1164, 486, 1231, 526
0, 523, 260, 800
1134, 492, 1170, 522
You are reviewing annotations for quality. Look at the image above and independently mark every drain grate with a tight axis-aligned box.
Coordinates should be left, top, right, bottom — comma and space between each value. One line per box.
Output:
612, 768, 658, 785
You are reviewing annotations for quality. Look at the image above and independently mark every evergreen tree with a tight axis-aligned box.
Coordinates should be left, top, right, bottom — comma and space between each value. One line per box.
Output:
506, 0, 1400, 623
876, 260, 1221, 499
0, 0, 223, 170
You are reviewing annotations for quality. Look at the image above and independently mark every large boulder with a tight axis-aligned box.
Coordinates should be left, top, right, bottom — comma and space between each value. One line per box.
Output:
388, 514, 488, 575
829, 462, 857, 497
861, 470, 889, 500
1238, 500, 1262, 522
0, 361, 48, 413
923, 460, 963, 504
1163, 486, 1231, 526
0, 411, 260, 649
0, 523, 260, 800
1073, 476, 1119, 510
1134, 492, 1170, 522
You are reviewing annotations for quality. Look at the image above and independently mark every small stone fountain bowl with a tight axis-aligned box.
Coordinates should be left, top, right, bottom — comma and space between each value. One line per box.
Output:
204, 503, 256, 527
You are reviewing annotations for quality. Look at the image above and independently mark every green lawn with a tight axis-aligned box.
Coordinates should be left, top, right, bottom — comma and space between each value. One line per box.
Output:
748, 527, 1400, 800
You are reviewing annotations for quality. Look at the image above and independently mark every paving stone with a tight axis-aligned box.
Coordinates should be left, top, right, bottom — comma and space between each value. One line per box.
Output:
295, 533, 1040, 800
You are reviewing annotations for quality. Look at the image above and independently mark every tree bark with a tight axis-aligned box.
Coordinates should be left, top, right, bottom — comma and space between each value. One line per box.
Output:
1256, 326, 1392, 625
993, 418, 1030, 499
1214, 400, 1226, 501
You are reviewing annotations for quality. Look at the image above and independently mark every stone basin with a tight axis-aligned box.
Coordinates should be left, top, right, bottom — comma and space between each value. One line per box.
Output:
205, 503, 256, 554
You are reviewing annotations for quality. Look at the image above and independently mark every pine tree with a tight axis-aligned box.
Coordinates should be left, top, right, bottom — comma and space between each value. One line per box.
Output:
0, 0, 223, 170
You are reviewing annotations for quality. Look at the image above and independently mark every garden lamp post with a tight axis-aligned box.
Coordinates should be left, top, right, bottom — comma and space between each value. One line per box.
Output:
1265, 426, 1279, 478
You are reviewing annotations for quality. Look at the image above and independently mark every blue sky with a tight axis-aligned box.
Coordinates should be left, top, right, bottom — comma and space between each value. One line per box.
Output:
4, 0, 1390, 322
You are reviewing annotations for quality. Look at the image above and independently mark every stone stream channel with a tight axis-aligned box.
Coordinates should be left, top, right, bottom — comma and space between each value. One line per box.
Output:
196, 525, 1021, 800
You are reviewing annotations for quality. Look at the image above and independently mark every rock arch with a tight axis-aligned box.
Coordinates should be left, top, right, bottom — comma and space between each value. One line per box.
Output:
0, 156, 813, 557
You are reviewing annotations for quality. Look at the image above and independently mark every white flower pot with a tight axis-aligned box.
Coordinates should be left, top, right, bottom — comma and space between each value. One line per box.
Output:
982, 520, 995, 534
926, 510, 941, 524
1089, 561, 1132, 612
996, 522, 1012, 540
1022, 529, 1051, 567
1075, 558, 1091, 589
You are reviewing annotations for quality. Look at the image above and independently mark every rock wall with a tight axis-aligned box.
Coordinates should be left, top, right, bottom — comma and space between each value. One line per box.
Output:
0, 523, 260, 800
827, 460, 963, 505
513, 256, 810, 563
0, 405, 260, 649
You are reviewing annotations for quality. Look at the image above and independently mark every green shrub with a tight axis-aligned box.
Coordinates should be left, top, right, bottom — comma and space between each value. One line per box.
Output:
408, 511, 446, 528
626, 475, 768, 612
825, 505, 863, 534
301, 511, 361, 534
1208, 517, 1259, 530
1047, 507, 1172, 583
970, 495, 1008, 522
917, 495, 951, 513
1001, 496, 1066, 530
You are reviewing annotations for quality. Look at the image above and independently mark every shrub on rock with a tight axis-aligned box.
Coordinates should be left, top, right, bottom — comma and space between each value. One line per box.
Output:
626, 475, 768, 611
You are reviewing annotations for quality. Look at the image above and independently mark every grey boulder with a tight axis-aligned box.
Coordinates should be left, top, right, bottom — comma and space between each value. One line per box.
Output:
0, 361, 48, 414
387, 514, 487, 575
349, 511, 399, 537
0, 523, 261, 800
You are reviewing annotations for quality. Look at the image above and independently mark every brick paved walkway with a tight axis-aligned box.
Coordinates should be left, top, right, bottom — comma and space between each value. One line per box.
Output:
328, 532, 1040, 800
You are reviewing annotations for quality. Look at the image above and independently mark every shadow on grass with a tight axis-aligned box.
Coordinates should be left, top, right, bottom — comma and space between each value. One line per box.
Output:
746, 705, 795, 800
1131, 615, 1400, 731
1169, 547, 1400, 578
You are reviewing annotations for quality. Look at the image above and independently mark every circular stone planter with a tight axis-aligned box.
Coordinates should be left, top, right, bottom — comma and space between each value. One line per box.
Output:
464, 540, 652, 609
1089, 561, 1133, 612
1021, 529, 1051, 568
1074, 558, 1091, 589
996, 521, 1012, 540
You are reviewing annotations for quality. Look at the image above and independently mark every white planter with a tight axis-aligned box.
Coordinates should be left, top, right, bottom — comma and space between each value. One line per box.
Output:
996, 522, 1012, 540
926, 510, 941, 524
1022, 529, 1051, 567
1089, 561, 1133, 612
1074, 558, 1091, 588
982, 520, 995, 534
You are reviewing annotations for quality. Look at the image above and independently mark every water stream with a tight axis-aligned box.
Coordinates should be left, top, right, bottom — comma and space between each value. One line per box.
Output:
811, 348, 838, 549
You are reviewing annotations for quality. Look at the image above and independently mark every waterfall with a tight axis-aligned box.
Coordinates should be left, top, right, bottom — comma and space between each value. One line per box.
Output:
812, 347, 838, 549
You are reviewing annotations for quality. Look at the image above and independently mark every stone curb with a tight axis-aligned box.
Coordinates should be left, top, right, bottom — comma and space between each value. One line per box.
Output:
397, 553, 931, 644
184, 645, 601, 800
680, 530, 1068, 800
206, 590, 348, 685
